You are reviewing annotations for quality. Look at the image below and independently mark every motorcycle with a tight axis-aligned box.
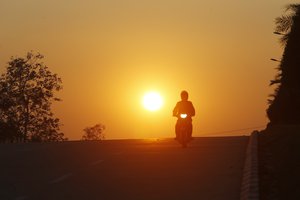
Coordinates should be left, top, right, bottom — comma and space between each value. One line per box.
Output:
177, 113, 191, 148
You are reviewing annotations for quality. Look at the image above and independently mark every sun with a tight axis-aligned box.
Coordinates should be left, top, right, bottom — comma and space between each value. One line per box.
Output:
142, 91, 163, 111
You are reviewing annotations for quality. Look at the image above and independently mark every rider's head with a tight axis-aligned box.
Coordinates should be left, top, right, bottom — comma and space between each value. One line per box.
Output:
180, 90, 189, 101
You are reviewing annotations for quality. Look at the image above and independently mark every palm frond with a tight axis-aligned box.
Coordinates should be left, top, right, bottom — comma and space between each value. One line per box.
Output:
275, 15, 293, 33
285, 4, 300, 13
274, 4, 300, 46
279, 34, 290, 46
270, 79, 281, 86
267, 99, 273, 105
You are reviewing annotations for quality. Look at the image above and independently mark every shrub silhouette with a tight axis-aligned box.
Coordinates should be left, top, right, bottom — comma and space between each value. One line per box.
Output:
82, 124, 106, 140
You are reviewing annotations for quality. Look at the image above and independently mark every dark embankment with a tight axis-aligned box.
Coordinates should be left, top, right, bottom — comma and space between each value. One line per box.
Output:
258, 125, 300, 199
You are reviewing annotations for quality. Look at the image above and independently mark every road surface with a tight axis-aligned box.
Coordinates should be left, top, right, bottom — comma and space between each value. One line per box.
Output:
0, 137, 248, 200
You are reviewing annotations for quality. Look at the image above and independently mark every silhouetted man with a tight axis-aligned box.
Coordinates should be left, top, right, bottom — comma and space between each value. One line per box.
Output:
173, 90, 195, 140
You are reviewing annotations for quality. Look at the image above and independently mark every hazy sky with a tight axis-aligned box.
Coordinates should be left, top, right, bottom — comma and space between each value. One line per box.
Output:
0, 0, 298, 139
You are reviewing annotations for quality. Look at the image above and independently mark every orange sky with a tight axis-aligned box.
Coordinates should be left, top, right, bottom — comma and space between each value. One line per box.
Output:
0, 0, 298, 139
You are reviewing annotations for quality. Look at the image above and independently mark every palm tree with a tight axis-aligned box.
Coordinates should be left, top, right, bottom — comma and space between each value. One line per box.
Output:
267, 4, 300, 125
274, 4, 299, 45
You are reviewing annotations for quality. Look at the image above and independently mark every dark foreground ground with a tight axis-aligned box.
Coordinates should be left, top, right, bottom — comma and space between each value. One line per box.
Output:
259, 125, 300, 200
0, 137, 248, 200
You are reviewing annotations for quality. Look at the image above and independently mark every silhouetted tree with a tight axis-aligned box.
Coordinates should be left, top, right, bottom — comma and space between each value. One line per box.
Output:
82, 124, 105, 140
267, 4, 300, 125
0, 52, 65, 142
0, 121, 20, 143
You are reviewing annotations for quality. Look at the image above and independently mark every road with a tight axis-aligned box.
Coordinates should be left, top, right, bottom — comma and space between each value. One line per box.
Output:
0, 136, 248, 200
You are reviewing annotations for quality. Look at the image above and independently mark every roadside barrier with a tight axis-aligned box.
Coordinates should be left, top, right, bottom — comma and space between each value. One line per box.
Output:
240, 131, 259, 200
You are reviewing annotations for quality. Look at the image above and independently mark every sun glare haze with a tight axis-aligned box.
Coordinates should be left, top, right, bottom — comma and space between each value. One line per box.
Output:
0, 0, 298, 139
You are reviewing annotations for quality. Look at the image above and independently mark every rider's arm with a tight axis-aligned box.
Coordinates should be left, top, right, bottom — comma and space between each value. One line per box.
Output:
173, 102, 179, 117
190, 102, 195, 117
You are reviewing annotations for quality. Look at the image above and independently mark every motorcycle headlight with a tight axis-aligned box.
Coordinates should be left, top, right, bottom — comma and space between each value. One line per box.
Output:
180, 114, 187, 119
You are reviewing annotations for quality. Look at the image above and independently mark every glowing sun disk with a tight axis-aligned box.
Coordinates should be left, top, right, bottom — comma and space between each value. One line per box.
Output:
142, 92, 163, 111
